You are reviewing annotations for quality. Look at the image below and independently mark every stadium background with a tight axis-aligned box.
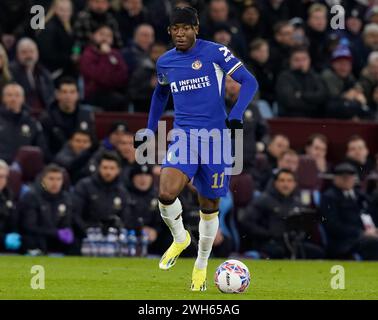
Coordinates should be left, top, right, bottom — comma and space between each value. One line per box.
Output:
0, 0, 378, 267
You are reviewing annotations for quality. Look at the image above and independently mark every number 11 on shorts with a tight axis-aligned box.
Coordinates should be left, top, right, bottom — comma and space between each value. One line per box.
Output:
211, 172, 225, 189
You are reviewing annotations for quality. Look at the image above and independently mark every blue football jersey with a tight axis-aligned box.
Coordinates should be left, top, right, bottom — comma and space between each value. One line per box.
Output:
156, 39, 243, 131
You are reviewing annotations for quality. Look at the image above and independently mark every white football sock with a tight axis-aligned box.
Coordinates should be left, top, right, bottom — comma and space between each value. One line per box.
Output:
195, 211, 219, 270
159, 198, 186, 243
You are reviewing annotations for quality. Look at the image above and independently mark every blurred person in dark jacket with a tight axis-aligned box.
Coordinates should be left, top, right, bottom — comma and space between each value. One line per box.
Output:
240, 4, 268, 45
80, 24, 128, 110
10, 38, 55, 113
36, 0, 75, 78
40, 77, 95, 155
72, 0, 123, 54
345, 135, 375, 182
275, 47, 327, 118
322, 45, 371, 120
124, 164, 161, 252
0, 160, 21, 253
116, 0, 149, 46
0, 44, 12, 95
54, 130, 97, 184
240, 168, 324, 259
269, 21, 296, 74
0, 83, 49, 164
320, 163, 378, 260
122, 23, 155, 77
305, 3, 330, 72
304, 133, 330, 174
358, 51, 378, 109
19, 164, 75, 255
73, 151, 130, 238
128, 42, 167, 112
116, 131, 136, 183
247, 38, 276, 107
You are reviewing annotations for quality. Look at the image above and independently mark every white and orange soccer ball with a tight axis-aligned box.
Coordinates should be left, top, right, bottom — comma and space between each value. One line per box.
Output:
214, 259, 251, 293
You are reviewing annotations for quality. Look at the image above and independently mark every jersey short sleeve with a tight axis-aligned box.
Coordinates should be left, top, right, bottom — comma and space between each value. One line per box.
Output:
156, 59, 169, 86
211, 43, 243, 76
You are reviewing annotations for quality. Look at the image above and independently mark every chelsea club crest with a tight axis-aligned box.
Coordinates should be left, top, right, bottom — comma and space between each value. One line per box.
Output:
192, 60, 202, 70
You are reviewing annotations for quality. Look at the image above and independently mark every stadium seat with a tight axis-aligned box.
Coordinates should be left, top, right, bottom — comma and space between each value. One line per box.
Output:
14, 146, 44, 182
7, 168, 22, 199
297, 155, 320, 190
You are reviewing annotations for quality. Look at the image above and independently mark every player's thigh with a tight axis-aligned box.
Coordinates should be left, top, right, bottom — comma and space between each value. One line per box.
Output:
159, 167, 189, 201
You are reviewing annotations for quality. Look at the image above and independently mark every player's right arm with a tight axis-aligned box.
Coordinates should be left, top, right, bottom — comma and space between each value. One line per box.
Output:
134, 59, 170, 148
146, 83, 171, 132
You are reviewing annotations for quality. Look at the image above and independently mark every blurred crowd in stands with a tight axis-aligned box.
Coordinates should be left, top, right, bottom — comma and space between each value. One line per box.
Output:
1, 0, 378, 260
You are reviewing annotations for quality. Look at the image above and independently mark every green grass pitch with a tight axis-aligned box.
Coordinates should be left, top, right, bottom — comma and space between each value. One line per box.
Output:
0, 256, 377, 299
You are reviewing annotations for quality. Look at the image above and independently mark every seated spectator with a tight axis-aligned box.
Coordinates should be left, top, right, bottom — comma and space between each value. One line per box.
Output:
247, 39, 276, 108
320, 163, 378, 260
0, 83, 48, 164
305, 133, 330, 173
212, 22, 245, 59
344, 5, 365, 76
277, 149, 299, 173
240, 168, 325, 259
225, 75, 268, 173
200, 0, 244, 53
73, 151, 130, 238
91, 120, 130, 168
36, 0, 75, 78
255, 134, 290, 191
240, 4, 268, 45
19, 164, 75, 255
128, 42, 167, 112
80, 24, 128, 110
261, 0, 291, 37
124, 164, 161, 253
0, 160, 21, 253
345, 135, 375, 182
268, 134, 290, 166
290, 17, 309, 47
116, 0, 149, 46
261, 149, 300, 193
40, 77, 95, 155
305, 3, 330, 72
54, 130, 97, 184
369, 84, 378, 118
276, 47, 327, 118
115, 131, 136, 183
10, 38, 55, 113
358, 52, 378, 110
323, 45, 370, 119
269, 21, 296, 74
122, 24, 155, 77
0, 44, 12, 94
72, 0, 123, 55
355, 23, 378, 79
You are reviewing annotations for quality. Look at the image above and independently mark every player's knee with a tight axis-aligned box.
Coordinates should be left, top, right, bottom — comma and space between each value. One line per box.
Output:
158, 190, 179, 204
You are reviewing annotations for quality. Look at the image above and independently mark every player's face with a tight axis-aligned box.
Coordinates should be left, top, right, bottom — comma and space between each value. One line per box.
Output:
169, 23, 198, 51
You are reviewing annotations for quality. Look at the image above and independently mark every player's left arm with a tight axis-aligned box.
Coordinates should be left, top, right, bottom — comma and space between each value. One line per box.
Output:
212, 44, 258, 128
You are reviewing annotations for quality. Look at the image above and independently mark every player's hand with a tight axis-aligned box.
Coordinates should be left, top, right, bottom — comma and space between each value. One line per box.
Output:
225, 118, 243, 140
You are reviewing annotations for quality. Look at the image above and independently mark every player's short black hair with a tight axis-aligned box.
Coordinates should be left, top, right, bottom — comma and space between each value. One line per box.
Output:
169, 6, 199, 26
